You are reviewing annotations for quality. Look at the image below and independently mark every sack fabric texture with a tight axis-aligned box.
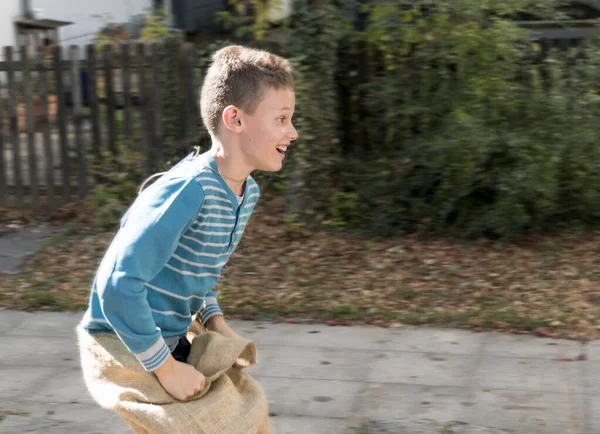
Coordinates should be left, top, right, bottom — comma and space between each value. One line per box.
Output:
77, 318, 270, 434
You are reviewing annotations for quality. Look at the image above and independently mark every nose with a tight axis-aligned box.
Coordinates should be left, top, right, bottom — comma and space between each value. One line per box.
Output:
288, 123, 298, 141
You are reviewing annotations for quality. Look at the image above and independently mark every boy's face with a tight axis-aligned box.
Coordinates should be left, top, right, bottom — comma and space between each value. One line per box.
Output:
239, 87, 298, 172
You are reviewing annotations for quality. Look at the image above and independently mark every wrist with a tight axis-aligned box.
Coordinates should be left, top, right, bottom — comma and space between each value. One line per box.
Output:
154, 354, 176, 377
205, 314, 225, 331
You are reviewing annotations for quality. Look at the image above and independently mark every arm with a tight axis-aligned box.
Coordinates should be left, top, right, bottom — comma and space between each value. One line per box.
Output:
205, 315, 241, 340
96, 177, 204, 371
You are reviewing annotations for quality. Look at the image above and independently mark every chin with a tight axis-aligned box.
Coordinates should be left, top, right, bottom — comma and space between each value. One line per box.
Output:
258, 161, 283, 172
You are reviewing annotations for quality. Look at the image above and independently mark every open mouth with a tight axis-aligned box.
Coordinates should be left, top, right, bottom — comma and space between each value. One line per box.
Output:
276, 145, 287, 156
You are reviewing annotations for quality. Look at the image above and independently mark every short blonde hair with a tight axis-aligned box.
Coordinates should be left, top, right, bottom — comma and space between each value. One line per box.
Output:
200, 45, 295, 134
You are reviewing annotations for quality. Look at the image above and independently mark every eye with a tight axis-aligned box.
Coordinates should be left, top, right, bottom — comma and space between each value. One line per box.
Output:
277, 117, 286, 124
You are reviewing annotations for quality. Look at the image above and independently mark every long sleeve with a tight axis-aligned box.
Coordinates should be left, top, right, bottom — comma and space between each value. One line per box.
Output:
198, 292, 223, 325
94, 176, 205, 371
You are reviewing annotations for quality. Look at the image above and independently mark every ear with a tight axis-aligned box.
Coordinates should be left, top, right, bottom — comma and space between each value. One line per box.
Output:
222, 105, 243, 133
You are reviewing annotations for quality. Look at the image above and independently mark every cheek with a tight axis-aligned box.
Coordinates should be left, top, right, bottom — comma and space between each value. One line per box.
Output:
257, 124, 280, 143
246, 119, 282, 147
244, 122, 263, 144
252, 121, 271, 137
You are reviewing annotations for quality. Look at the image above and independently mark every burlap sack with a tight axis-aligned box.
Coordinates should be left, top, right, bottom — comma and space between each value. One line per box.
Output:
77, 320, 270, 434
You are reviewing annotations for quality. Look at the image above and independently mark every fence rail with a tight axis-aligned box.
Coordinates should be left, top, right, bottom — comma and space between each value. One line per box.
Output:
0, 42, 201, 210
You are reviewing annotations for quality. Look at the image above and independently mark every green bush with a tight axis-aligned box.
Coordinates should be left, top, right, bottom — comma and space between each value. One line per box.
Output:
280, 0, 600, 238
284, 0, 346, 220
90, 1, 600, 239
87, 144, 149, 230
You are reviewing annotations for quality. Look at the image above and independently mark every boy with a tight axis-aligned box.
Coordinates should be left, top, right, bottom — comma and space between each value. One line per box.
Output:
77, 44, 297, 428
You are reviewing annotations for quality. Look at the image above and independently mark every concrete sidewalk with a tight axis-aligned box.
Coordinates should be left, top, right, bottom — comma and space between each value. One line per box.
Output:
0, 310, 597, 434
0, 226, 59, 275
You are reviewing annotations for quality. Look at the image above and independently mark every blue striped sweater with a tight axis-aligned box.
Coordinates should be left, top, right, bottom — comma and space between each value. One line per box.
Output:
79, 151, 260, 371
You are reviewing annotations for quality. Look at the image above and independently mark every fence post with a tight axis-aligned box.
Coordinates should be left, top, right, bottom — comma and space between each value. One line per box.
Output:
150, 42, 162, 169
37, 47, 55, 211
184, 43, 199, 145
22, 46, 40, 208
86, 45, 100, 157
54, 45, 70, 202
136, 42, 151, 172
0, 84, 6, 207
177, 43, 187, 144
70, 45, 86, 199
121, 43, 133, 137
104, 44, 117, 155
5, 46, 24, 207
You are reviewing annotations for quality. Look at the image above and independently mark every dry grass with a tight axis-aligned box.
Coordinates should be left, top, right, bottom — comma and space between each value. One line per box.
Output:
1, 198, 599, 341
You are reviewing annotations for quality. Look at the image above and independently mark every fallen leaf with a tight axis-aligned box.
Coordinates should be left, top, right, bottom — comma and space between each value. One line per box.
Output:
3, 200, 600, 343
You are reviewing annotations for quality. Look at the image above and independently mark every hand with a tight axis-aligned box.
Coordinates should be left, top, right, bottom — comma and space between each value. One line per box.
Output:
154, 354, 206, 400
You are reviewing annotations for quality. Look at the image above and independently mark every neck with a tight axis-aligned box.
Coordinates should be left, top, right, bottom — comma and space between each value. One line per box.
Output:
210, 138, 251, 196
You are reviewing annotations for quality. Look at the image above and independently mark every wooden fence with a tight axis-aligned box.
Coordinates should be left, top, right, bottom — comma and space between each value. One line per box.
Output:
0, 41, 201, 210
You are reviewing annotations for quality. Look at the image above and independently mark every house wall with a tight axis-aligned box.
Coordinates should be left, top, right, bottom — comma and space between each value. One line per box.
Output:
0, 1, 22, 54
31, 0, 153, 46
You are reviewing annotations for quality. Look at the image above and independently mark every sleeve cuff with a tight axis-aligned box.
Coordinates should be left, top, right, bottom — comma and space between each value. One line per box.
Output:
134, 336, 170, 371
199, 301, 223, 326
